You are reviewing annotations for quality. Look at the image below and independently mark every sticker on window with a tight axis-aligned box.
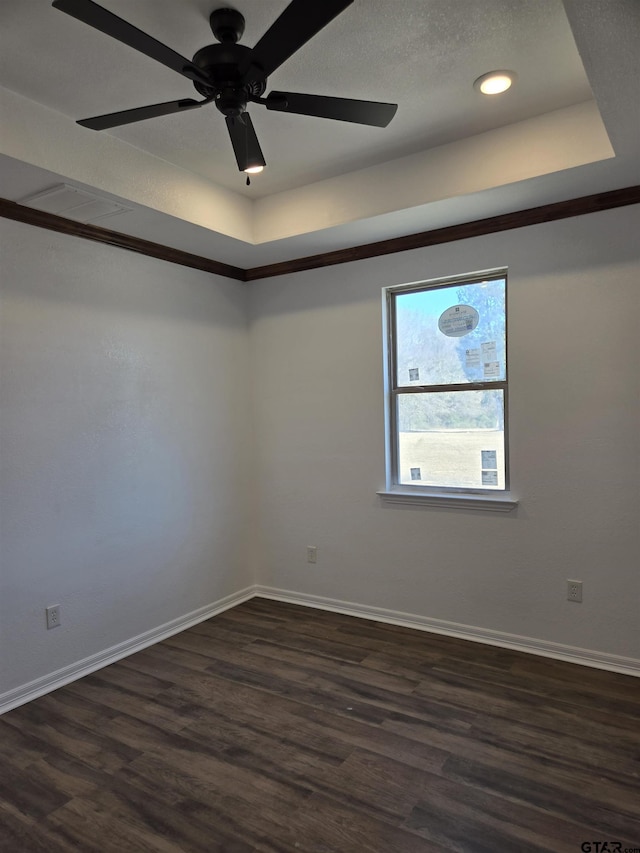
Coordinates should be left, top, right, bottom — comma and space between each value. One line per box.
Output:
465, 348, 481, 368
481, 341, 497, 362
482, 470, 499, 486
408, 368, 420, 381
438, 304, 479, 337
484, 361, 500, 378
410, 467, 422, 480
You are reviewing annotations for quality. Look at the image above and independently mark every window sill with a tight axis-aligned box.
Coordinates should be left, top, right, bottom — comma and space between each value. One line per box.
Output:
377, 490, 518, 512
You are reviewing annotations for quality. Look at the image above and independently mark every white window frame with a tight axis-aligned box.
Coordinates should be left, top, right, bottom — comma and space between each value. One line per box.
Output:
379, 268, 518, 511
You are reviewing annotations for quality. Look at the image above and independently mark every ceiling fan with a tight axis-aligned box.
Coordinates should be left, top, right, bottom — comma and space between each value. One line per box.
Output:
51, 0, 398, 181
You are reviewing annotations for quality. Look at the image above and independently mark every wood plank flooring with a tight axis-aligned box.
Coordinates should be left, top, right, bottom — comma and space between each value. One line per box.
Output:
1, 598, 639, 852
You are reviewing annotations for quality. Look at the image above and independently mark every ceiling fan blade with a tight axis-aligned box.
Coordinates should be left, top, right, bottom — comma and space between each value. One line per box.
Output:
52, 0, 209, 84
265, 91, 398, 128
77, 99, 204, 130
244, 0, 353, 84
225, 114, 266, 172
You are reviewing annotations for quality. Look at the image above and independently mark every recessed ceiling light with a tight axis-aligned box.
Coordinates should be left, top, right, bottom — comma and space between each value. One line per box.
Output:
474, 70, 517, 95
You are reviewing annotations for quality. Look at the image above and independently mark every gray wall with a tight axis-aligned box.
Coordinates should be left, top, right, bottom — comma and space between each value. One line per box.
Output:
249, 205, 640, 660
1, 220, 253, 695
1, 203, 639, 701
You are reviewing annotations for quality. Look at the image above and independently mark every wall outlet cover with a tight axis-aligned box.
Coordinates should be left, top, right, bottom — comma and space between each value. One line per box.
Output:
567, 580, 583, 603
46, 605, 61, 629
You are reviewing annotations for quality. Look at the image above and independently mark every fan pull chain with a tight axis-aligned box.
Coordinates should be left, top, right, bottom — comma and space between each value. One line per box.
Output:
246, 175, 251, 186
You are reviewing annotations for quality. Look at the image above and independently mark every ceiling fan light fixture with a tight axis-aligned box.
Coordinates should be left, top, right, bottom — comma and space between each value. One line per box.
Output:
474, 70, 517, 95
51, 0, 398, 179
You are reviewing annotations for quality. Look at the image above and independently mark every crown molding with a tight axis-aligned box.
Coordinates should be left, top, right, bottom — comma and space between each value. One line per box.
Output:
2, 186, 639, 282
0, 198, 245, 281
244, 185, 640, 279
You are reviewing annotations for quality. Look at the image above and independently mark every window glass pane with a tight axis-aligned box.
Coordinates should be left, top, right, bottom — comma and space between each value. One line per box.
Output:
395, 278, 506, 387
397, 389, 506, 489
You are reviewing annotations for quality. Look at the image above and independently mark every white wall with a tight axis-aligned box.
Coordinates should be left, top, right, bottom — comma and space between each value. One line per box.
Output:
2, 204, 638, 704
249, 205, 640, 661
0, 220, 253, 697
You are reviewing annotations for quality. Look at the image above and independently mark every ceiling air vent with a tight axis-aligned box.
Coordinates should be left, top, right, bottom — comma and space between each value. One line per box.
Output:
19, 184, 132, 224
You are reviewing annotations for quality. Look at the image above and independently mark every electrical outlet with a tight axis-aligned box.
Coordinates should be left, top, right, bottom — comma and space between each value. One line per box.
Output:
46, 605, 61, 629
307, 546, 317, 564
567, 580, 583, 603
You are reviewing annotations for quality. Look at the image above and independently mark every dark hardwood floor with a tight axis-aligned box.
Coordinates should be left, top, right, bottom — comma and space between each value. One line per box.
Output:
1, 598, 639, 852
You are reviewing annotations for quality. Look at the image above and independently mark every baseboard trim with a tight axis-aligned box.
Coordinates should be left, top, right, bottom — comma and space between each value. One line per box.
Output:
3, 583, 637, 714
0, 586, 255, 715
253, 586, 640, 677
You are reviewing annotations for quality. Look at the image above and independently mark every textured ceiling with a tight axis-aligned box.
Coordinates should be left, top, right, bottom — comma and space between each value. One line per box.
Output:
0, 0, 593, 196
1, 0, 639, 266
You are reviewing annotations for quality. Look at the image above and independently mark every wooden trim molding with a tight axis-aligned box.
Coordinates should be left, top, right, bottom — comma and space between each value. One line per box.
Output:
2, 186, 639, 282
0, 198, 245, 282
244, 185, 640, 280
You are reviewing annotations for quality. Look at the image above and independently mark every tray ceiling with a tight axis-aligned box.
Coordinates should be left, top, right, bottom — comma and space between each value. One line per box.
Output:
1, 0, 638, 267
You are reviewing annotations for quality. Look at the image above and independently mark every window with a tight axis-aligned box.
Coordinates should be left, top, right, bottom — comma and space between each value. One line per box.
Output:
382, 269, 514, 507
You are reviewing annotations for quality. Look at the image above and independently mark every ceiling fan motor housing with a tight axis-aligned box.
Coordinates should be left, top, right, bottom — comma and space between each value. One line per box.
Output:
192, 41, 266, 116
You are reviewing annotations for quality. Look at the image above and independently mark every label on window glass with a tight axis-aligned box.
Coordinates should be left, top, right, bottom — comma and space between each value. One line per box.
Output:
410, 467, 422, 480
409, 368, 420, 381
481, 341, 497, 362
484, 361, 500, 378
482, 470, 499, 486
437, 305, 479, 337
465, 348, 481, 368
